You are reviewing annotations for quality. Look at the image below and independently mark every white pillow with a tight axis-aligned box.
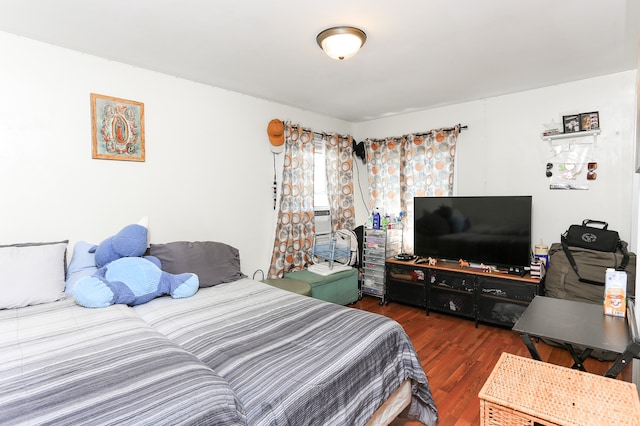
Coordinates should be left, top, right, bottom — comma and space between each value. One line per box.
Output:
0, 241, 68, 309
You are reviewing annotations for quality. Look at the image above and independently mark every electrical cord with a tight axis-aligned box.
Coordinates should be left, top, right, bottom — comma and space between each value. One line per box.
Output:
273, 152, 277, 210
353, 156, 370, 218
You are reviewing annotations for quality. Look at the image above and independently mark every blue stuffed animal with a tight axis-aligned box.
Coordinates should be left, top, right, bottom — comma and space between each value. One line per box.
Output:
72, 222, 199, 308
73, 257, 198, 308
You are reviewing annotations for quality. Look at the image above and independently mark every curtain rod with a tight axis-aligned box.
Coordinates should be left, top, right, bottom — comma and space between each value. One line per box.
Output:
365, 123, 468, 143
287, 122, 467, 140
414, 123, 468, 137
288, 123, 350, 140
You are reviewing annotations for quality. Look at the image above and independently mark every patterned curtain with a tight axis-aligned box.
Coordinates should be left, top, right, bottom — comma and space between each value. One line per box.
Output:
365, 126, 459, 251
268, 124, 315, 278
324, 133, 356, 232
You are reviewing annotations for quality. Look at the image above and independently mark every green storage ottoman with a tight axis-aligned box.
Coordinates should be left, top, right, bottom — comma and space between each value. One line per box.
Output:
284, 268, 358, 305
262, 278, 312, 296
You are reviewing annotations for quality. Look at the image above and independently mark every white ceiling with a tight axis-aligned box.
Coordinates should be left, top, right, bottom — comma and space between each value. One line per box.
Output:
0, 0, 639, 122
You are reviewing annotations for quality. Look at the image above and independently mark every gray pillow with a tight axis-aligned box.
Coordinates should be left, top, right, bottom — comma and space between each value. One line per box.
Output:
150, 241, 246, 287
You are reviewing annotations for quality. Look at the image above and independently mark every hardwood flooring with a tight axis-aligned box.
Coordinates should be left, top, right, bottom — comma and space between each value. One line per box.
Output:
351, 295, 633, 426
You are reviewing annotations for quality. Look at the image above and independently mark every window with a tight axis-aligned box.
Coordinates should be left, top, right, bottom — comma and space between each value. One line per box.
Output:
313, 138, 329, 209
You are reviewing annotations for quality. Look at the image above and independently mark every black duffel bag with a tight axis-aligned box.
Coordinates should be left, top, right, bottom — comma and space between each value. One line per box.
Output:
563, 219, 621, 252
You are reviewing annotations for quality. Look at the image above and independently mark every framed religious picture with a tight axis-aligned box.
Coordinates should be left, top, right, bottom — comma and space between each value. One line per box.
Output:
562, 114, 580, 133
91, 93, 145, 161
579, 111, 599, 131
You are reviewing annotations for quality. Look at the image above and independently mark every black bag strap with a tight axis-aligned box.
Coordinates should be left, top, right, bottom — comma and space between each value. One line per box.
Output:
560, 234, 630, 286
561, 235, 604, 285
617, 240, 630, 271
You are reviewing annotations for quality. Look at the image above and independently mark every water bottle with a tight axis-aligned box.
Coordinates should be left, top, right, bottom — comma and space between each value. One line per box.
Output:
382, 213, 390, 230
372, 208, 381, 229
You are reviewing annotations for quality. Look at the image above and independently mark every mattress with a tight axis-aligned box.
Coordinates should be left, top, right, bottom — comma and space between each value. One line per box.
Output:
134, 278, 438, 425
0, 297, 246, 425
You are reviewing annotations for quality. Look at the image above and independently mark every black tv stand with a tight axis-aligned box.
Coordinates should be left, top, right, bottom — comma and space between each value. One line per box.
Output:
385, 257, 541, 328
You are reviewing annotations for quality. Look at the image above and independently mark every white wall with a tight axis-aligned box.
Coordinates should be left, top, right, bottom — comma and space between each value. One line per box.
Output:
0, 32, 351, 277
354, 72, 638, 252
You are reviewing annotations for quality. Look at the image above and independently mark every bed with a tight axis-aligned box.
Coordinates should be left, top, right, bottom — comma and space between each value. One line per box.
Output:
133, 278, 438, 425
0, 298, 246, 425
0, 238, 438, 425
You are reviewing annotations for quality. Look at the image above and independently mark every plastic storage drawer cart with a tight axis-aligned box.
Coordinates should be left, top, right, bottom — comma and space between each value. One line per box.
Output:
479, 352, 640, 426
362, 227, 402, 304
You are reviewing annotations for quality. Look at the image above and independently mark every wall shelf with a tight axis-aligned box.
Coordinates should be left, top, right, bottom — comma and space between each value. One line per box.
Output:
542, 129, 600, 141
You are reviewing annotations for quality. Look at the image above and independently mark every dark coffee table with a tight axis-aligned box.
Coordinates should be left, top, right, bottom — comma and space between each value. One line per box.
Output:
512, 295, 639, 378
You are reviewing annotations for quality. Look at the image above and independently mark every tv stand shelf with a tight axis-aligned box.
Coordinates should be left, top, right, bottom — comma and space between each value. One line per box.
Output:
385, 258, 541, 328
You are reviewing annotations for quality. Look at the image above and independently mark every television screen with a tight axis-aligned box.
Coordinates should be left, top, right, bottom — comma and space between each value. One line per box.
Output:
413, 196, 532, 268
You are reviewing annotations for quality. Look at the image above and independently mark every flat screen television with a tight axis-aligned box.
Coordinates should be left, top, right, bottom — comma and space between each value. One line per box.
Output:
413, 196, 532, 268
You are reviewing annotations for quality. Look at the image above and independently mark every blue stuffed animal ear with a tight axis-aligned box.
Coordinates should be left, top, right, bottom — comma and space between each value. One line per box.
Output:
94, 224, 149, 268
111, 224, 148, 257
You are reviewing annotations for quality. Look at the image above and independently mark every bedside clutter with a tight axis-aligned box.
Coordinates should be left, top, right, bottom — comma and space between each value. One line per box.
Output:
284, 267, 358, 305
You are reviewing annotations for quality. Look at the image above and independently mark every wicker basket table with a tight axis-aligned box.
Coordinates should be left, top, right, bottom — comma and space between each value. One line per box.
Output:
479, 352, 640, 426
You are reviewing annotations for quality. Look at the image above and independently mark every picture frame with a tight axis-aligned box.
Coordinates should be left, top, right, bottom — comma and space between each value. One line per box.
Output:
91, 93, 145, 161
579, 111, 599, 131
562, 114, 580, 133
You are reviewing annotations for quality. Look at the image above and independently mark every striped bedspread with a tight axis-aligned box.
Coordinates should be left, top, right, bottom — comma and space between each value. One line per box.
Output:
0, 298, 246, 425
134, 278, 438, 426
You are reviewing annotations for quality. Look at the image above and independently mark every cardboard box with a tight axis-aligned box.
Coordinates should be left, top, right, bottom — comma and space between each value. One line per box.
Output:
604, 268, 627, 317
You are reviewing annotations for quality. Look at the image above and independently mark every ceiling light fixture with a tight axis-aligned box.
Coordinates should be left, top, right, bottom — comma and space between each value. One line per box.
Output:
316, 26, 367, 60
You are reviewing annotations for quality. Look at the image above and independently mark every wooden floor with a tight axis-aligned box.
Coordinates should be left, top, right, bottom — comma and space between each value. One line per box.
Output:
351, 295, 633, 426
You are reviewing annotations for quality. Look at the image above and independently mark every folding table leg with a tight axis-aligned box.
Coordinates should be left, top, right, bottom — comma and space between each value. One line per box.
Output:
605, 339, 640, 378
520, 334, 542, 361
564, 344, 591, 371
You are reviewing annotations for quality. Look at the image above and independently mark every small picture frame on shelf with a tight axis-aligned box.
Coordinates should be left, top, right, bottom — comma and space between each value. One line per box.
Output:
579, 111, 599, 131
562, 115, 580, 133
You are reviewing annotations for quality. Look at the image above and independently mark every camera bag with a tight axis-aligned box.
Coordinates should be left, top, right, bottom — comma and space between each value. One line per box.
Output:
562, 220, 621, 253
